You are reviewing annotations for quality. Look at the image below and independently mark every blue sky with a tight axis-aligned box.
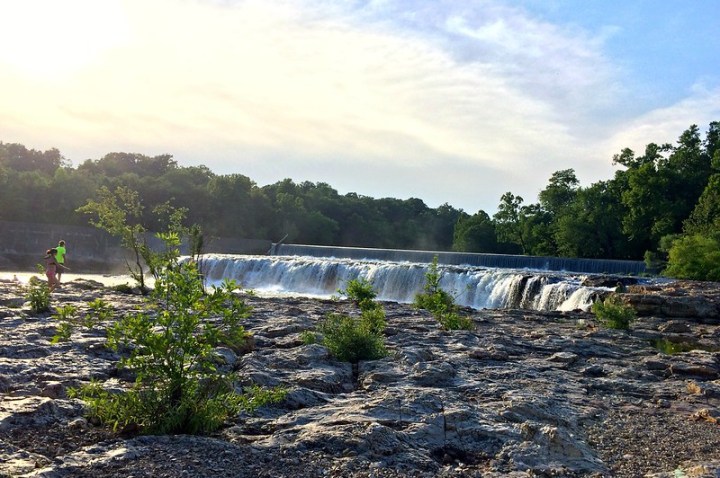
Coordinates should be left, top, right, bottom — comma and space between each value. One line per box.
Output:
1, 0, 718, 214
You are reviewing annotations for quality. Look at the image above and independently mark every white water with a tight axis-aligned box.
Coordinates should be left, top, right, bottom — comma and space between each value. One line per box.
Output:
195, 254, 608, 312
2, 256, 608, 312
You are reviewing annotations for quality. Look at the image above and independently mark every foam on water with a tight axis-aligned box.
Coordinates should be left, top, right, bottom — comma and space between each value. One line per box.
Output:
195, 254, 611, 312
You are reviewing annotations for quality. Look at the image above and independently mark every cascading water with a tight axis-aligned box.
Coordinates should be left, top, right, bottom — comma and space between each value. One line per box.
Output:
195, 254, 612, 312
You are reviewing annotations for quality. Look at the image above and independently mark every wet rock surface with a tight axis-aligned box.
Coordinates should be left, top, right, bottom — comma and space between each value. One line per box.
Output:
1, 278, 720, 477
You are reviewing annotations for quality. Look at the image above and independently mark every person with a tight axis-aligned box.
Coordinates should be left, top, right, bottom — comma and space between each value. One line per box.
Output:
44, 248, 59, 292
55, 240, 67, 283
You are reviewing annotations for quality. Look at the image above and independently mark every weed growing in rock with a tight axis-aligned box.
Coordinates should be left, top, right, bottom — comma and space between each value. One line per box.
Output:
51, 300, 114, 344
26, 276, 51, 314
414, 257, 474, 331
300, 330, 318, 345
318, 313, 387, 363
592, 295, 636, 330
338, 278, 378, 310
319, 278, 387, 363
86, 298, 113, 327
50, 305, 79, 343
72, 260, 285, 435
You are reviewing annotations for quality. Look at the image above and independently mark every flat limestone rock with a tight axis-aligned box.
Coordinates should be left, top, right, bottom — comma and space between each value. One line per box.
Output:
1, 278, 720, 477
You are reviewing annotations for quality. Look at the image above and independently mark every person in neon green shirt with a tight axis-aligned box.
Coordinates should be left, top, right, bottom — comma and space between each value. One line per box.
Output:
55, 240, 67, 283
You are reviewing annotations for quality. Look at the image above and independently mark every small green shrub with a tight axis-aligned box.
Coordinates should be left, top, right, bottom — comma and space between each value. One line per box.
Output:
26, 278, 51, 314
436, 311, 475, 331
318, 313, 387, 363
359, 306, 386, 336
300, 330, 318, 345
319, 277, 388, 362
51, 305, 79, 343
592, 295, 637, 330
339, 278, 379, 312
414, 256, 474, 331
70, 378, 285, 435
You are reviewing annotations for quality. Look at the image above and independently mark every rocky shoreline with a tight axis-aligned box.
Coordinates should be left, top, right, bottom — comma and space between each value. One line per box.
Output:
1, 277, 720, 477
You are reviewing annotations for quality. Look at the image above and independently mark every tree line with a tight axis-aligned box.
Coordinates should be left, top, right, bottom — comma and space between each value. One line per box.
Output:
1, 121, 718, 276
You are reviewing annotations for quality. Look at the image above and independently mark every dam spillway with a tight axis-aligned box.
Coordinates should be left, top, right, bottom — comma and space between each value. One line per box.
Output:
272, 244, 646, 275
196, 253, 619, 312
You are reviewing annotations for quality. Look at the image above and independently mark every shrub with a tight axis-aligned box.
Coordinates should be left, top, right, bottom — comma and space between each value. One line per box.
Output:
413, 257, 455, 312
50, 305, 79, 343
318, 313, 387, 363
339, 278, 379, 311
436, 310, 475, 331
414, 256, 474, 331
320, 278, 387, 362
112, 283, 135, 294
300, 330, 318, 345
73, 260, 284, 435
592, 295, 636, 330
663, 233, 720, 281
86, 298, 113, 327
26, 276, 51, 314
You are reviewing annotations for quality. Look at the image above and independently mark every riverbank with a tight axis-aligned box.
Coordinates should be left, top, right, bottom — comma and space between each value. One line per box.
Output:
1, 278, 720, 477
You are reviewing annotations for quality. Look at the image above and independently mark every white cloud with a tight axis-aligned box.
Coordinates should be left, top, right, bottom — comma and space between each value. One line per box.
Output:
0, 0, 716, 213
604, 85, 720, 158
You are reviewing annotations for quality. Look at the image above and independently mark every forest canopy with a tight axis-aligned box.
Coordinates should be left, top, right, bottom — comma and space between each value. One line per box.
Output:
1, 121, 718, 275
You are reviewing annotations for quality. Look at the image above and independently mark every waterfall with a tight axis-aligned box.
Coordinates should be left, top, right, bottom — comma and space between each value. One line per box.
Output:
195, 254, 613, 312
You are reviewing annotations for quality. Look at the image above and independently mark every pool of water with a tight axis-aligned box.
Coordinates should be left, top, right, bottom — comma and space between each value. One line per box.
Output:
0, 271, 142, 288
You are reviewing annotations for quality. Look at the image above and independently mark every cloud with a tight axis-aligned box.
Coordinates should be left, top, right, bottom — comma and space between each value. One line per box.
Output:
604, 84, 720, 157
0, 0, 715, 214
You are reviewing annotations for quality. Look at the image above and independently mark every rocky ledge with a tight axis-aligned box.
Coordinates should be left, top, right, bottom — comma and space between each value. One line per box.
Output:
1, 278, 720, 478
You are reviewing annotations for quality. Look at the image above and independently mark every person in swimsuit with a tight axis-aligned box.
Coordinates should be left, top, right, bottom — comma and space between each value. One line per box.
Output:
45, 248, 58, 292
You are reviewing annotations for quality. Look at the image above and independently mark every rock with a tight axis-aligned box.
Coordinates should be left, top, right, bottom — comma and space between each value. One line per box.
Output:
0, 279, 719, 478
547, 351, 579, 365
691, 408, 720, 424
40, 381, 65, 399
687, 380, 720, 398
658, 320, 693, 333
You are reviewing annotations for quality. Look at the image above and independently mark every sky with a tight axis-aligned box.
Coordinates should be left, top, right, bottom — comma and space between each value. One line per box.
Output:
1, 0, 719, 214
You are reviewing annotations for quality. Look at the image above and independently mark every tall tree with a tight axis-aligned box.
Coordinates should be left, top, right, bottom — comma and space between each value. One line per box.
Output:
452, 210, 498, 252
493, 192, 527, 253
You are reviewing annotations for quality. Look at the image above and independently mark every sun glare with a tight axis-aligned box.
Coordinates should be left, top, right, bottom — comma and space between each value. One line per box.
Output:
0, 0, 129, 78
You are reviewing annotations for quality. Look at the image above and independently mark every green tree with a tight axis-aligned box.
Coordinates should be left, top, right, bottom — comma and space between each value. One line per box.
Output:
663, 234, 720, 281
77, 186, 189, 292
493, 192, 528, 253
452, 210, 498, 252
684, 174, 720, 236
538, 169, 579, 216
554, 180, 631, 258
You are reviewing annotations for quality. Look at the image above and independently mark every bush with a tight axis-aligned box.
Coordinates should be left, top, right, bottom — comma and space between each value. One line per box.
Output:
663, 233, 720, 281
50, 305, 79, 343
318, 313, 387, 363
26, 276, 51, 314
414, 256, 474, 331
73, 261, 284, 435
592, 295, 636, 330
339, 278, 379, 311
436, 311, 475, 331
300, 330, 318, 345
320, 278, 387, 363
